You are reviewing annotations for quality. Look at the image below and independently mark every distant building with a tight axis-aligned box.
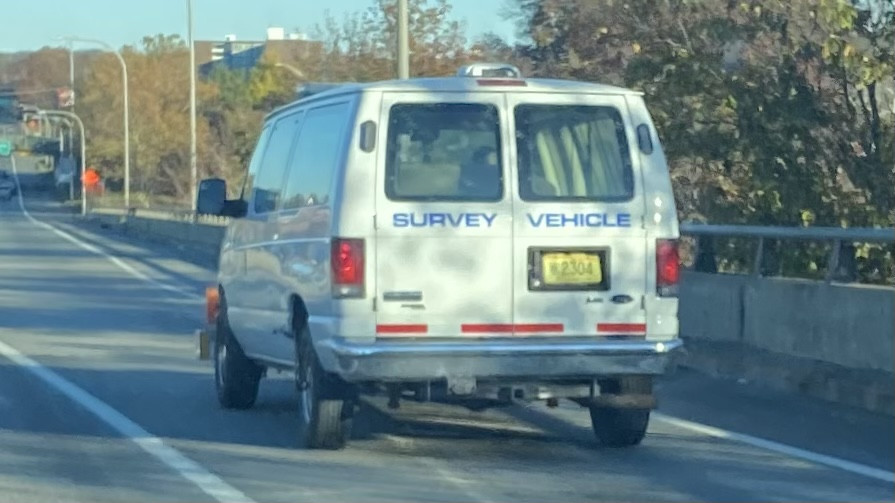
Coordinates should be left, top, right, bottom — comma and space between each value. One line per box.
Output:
196, 27, 321, 78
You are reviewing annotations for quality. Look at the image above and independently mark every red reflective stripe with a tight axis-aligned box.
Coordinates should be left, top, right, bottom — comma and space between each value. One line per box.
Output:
597, 323, 647, 333
376, 324, 428, 334
513, 323, 564, 333
461, 323, 564, 333
462, 324, 514, 333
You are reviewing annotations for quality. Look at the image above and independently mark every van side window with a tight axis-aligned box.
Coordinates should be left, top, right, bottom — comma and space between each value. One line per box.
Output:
385, 103, 502, 202
252, 112, 302, 214
238, 124, 272, 200
515, 105, 634, 201
281, 102, 350, 209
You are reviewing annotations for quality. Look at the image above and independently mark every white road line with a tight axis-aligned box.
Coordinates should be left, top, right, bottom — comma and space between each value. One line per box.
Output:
7, 157, 253, 503
10, 157, 197, 299
0, 339, 255, 503
653, 412, 894, 484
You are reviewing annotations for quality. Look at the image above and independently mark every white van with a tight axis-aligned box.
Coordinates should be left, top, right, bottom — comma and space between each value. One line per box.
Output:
197, 63, 682, 450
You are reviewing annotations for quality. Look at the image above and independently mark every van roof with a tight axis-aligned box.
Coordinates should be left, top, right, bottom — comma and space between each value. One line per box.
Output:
267, 77, 643, 121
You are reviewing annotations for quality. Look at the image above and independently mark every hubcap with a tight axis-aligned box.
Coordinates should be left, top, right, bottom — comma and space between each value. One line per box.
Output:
215, 342, 227, 388
299, 359, 314, 424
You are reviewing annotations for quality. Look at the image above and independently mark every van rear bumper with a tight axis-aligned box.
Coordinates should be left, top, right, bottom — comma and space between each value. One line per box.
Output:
316, 337, 683, 382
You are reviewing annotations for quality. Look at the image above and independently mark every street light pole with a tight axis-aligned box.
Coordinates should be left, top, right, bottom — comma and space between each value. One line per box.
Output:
274, 62, 305, 79
397, 0, 410, 79
62, 37, 129, 209
43, 110, 86, 215
187, 0, 198, 213
68, 40, 74, 111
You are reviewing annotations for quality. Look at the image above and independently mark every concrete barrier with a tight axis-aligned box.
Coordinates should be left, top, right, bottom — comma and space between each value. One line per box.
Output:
86, 210, 895, 414
87, 210, 225, 266
681, 271, 894, 414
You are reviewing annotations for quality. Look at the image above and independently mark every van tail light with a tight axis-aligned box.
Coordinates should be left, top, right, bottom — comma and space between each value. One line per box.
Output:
331, 238, 365, 298
656, 239, 679, 297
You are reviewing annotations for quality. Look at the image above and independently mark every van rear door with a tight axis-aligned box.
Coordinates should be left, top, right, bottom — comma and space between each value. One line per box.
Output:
509, 94, 648, 338
374, 93, 513, 338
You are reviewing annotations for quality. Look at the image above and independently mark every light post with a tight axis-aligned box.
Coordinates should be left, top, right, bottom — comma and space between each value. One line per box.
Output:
43, 110, 86, 215
67, 39, 74, 110
397, 0, 409, 79
61, 36, 129, 208
187, 0, 198, 213
274, 62, 305, 79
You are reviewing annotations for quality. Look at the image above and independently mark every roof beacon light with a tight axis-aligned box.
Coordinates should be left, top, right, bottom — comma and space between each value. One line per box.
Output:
457, 63, 522, 79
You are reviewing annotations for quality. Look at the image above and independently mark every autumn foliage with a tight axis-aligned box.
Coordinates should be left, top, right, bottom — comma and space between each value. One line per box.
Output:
4, 0, 892, 243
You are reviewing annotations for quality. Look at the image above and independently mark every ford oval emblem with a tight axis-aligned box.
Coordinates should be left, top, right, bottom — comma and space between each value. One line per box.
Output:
611, 294, 634, 304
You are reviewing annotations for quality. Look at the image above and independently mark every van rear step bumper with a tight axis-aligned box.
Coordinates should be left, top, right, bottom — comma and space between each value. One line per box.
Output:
317, 337, 683, 382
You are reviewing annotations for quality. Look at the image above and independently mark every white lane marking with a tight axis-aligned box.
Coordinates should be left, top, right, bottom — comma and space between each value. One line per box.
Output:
8, 158, 892, 488
0, 339, 255, 503
10, 157, 197, 299
7, 158, 252, 502
653, 412, 895, 484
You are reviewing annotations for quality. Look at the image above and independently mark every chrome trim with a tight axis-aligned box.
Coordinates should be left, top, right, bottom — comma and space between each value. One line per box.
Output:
319, 337, 682, 358
383, 291, 423, 302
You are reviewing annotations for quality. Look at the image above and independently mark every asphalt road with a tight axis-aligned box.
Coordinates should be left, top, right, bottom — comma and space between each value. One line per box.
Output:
1, 155, 893, 502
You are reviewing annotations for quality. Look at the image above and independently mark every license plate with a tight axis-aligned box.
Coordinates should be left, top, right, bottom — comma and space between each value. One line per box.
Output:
542, 252, 603, 285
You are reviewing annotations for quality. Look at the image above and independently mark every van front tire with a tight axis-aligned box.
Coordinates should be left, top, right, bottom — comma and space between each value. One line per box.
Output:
214, 309, 262, 410
295, 331, 353, 450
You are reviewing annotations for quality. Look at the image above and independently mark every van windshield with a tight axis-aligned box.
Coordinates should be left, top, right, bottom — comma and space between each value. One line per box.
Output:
515, 105, 634, 202
385, 103, 502, 202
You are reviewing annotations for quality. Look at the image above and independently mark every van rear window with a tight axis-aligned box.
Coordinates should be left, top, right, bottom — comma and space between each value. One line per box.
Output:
515, 105, 634, 202
385, 103, 502, 202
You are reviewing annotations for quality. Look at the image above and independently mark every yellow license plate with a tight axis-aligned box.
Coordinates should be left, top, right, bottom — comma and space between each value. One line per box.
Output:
542, 252, 603, 285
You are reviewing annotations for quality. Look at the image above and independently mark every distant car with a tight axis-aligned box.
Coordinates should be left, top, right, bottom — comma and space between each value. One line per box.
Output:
0, 171, 17, 201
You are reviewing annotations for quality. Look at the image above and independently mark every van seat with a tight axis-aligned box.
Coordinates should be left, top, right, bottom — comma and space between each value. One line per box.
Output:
395, 162, 461, 196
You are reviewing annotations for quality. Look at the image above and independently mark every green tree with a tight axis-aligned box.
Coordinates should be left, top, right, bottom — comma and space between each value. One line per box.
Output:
504, 0, 893, 277
78, 34, 216, 202
311, 0, 477, 81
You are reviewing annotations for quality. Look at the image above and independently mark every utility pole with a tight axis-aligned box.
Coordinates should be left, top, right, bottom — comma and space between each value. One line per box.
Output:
397, 0, 409, 79
187, 0, 198, 213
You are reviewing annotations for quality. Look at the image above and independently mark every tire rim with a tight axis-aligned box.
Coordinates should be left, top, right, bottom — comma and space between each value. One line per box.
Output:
215, 342, 227, 389
299, 359, 314, 424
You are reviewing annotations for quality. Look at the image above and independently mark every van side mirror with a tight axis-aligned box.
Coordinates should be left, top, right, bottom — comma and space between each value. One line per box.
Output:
197, 178, 226, 215
197, 178, 247, 218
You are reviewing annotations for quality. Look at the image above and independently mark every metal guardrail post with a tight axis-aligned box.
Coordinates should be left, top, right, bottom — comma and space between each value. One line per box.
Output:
825, 239, 842, 283
752, 237, 764, 277
693, 235, 718, 273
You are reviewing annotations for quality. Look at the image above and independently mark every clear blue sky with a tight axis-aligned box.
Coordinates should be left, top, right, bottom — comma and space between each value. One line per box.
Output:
0, 0, 516, 52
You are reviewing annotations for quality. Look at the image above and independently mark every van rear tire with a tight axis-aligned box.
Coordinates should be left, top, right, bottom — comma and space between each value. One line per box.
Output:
589, 376, 651, 447
295, 330, 353, 450
589, 407, 649, 447
214, 308, 262, 410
